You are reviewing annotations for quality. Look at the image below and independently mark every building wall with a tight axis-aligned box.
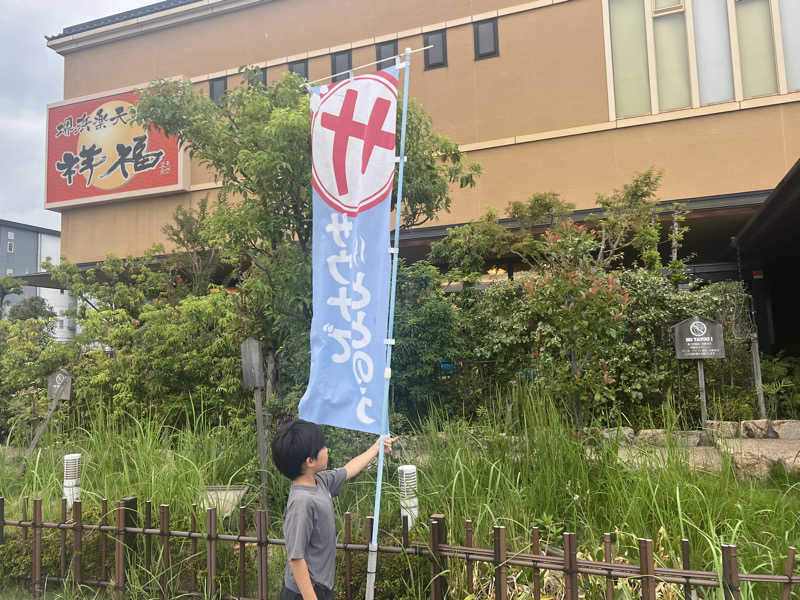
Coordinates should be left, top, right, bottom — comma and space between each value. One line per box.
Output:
49, 0, 800, 263
0, 223, 75, 340
0, 225, 39, 315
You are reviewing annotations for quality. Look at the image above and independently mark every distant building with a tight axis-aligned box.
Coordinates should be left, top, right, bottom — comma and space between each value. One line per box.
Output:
0, 220, 75, 341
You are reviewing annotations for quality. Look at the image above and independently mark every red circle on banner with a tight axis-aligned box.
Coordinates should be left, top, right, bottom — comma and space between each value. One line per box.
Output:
311, 71, 398, 216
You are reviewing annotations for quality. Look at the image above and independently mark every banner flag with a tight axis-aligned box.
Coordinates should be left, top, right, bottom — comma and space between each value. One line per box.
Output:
298, 67, 399, 434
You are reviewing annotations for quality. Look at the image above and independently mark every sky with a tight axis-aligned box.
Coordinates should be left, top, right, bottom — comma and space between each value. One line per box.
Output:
0, 0, 154, 231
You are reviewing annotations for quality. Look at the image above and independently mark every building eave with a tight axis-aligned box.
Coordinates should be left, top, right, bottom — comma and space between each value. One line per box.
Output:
47, 0, 271, 55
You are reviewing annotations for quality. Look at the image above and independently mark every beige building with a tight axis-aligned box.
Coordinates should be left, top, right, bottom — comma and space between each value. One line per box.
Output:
45, 0, 800, 351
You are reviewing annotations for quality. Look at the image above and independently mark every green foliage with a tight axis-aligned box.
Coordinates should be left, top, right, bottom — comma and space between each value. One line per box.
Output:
7, 296, 56, 322
428, 209, 510, 282
43, 248, 168, 320
69, 288, 247, 425
391, 260, 462, 416
134, 71, 481, 402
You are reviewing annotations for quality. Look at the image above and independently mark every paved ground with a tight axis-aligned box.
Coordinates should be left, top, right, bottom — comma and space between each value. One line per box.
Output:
617, 439, 800, 478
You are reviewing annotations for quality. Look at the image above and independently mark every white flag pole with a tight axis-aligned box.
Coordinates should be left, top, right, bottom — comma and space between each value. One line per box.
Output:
365, 47, 412, 600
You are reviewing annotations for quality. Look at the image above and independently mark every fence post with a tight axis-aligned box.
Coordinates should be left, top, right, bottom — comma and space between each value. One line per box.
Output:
0, 497, 4, 545
100, 499, 108, 583
238, 506, 247, 600
256, 509, 268, 600
722, 545, 741, 600
429, 514, 447, 600
23, 497, 28, 542
681, 538, 692, 600
159, 504, 170, 600
638, 538, 655, 600
345, 512, 352, 600
494, 525, 507, 600
782, 546, 796, 600
190, 504, 198, 593
207, 506, 218, 599
145, 500, 153, 573
32, 499, 42, 599
72, 500, 82, 588
114, 501, 125, 600
603, 533, 613, 600
121, 497, 138, 555
466, 520, 474, 596
59, 499, 67, 579
563, 533, 578, 600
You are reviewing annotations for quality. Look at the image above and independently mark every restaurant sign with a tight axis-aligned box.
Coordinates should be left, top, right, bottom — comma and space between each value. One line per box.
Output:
45, 85, 186, 210
673, 316, 725, 360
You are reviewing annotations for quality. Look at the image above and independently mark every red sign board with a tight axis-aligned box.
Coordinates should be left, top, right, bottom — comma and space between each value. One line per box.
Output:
45, 88, 185, 209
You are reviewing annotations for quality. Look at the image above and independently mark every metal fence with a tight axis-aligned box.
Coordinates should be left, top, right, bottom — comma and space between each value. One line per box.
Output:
1, 496, 797, 600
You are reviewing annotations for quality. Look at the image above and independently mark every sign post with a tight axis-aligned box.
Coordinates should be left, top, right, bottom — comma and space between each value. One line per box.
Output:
241, 337, 269, 509
18, 370, 72, 475
673, 316, 725, 427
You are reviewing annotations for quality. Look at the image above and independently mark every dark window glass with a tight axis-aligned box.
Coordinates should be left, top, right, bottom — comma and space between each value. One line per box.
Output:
289, 60, 308, 80
376, 40, 398, 70
424, 30, 447, 70
210, 76, 227, 105
474, 19, 499, 60
251, 68, 267, 87
331, 50, 352, 82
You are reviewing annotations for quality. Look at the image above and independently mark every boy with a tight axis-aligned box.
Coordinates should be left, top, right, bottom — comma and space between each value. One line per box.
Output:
271, 419, 396, 600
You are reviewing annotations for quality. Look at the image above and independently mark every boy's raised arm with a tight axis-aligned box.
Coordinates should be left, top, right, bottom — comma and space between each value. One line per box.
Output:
344, 436, 397, 480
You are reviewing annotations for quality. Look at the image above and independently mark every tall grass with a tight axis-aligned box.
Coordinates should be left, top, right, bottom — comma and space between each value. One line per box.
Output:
0, 402, 266, 529
3, 385, 799, 598
376, 384, 800, 598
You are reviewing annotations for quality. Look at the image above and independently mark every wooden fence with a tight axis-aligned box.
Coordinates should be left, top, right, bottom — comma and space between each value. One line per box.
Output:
1, 496, 797, 599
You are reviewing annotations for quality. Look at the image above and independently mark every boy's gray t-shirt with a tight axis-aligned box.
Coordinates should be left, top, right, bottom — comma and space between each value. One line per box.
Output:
283, 467, 347, 592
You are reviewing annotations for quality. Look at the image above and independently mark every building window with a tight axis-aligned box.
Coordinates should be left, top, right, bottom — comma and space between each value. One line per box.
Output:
608, 0, 800, 117
653, 0, 682, 13
331, 50, 352, 82
609, 0, 651, 118
209, 76, 227, 105
376, 40, 398, 70
424, 30, 447, 70
7, 241, 14, 254
7, 232, 14, 240
289, 59, 308, 80
781, 0, 800, 91
58, 319, 64, 329
474, 19, 499, 60
736, 0, 778, 98
251, 68, 267, 87
693, 0, 735, 105
653, 9, 691, 110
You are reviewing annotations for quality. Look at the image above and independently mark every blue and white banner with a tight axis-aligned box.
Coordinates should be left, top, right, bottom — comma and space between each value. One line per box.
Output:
298, 67, 399, 434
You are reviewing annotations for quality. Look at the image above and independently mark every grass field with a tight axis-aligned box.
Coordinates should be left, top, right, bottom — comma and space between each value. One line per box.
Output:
2, 385, 799, 599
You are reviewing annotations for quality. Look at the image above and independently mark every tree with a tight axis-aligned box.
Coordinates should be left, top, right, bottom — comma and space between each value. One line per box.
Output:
135, 69, 481, 398
0, 275, 22, 318
7, 296, 56, 322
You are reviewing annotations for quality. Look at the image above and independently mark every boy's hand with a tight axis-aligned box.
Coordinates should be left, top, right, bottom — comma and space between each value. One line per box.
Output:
372, 435, 398, 454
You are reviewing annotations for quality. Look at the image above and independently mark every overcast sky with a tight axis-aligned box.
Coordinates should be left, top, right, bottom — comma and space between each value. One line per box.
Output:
0, 1, 154, 230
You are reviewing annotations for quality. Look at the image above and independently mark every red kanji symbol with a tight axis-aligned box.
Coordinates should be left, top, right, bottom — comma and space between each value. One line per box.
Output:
321, 88, 394, 195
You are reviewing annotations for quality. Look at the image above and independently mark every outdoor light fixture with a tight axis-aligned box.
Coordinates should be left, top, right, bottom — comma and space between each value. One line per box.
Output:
63, 453, 82, 510
398, 464, 418, 528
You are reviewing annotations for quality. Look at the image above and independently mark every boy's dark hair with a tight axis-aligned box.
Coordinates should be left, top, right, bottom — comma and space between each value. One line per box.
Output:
271, 419, 327, 480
